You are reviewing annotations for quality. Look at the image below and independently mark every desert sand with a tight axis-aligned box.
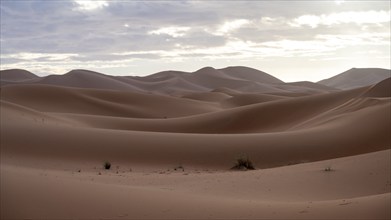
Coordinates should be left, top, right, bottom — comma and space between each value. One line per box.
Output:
1, 67, 390, 219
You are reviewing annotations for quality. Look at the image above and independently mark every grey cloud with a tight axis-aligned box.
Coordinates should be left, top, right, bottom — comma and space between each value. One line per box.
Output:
1, 0, 389, 67
105, 1, 221, 26
179, 52, 241, 58
72, 53, 162, 62
0, 57, 25, 64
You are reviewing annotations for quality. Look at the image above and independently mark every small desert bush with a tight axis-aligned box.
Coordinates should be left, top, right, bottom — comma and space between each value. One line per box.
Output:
232, 154, 255, 170
174, 165, 184, 171
104, 161, 111, 170
324, 166, 333, 172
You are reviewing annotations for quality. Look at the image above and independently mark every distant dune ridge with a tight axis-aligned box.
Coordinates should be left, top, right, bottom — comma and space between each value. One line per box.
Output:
318, 67, 391, 89
0, 69, 39, 84
1, 66, 390, 219
4, 66, 388, 94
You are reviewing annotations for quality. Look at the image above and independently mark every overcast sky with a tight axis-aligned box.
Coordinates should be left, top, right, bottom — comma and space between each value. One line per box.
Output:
1, 0, 390, 82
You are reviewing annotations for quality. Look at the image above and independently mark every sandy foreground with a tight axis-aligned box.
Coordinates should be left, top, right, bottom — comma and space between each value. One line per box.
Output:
0, 70, 390, 219
1, 151, 390, 219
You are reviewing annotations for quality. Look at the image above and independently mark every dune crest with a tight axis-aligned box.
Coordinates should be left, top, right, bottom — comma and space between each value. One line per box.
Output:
5, 66, 383, 94
318, 68, 391, 89
362, 77, 391, 97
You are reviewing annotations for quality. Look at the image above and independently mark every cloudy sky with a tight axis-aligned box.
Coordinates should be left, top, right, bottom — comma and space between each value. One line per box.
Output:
1, 0, 390, 82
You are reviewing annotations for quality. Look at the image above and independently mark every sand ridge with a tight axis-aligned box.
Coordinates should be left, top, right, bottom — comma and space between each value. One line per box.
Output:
4, 66, 388, 94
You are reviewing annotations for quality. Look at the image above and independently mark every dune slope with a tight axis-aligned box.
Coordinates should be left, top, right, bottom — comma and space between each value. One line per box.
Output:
318, 68, 391, 89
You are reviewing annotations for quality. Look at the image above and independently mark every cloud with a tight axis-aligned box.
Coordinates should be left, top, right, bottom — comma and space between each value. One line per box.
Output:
1, 52, 79, 61
73, 0, 109, 11
215, 19, 250, 35
290, 10, 391, 28
334, 0, 345, 6
148, 26, 191, 38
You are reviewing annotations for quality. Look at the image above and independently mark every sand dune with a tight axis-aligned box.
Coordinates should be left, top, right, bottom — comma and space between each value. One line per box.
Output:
220, 93, 287, 107
0, 69, 38, 81
144, 66, 288, 94
284, 81, 339, 92
182, 91, 232, 102
362, 77, 391, 98
0, 69, 39, 86
1, 84, 219, 118
39, 69, 146, 92
319, 68, 391, 89
219, 66, 284, 83
1, 84, 389, 168
1, 67, 390, 219
148, 66, 283, 84
1, 66, 359, 94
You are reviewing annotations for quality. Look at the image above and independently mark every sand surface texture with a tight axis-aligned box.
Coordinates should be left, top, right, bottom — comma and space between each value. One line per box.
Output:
1, 67, 390, 219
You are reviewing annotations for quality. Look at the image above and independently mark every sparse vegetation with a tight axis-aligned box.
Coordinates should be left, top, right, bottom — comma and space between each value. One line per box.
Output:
174, 165, 185, 171
104, 161, 111, 170
324, 166, 333, 172
231, 154, 255, 170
